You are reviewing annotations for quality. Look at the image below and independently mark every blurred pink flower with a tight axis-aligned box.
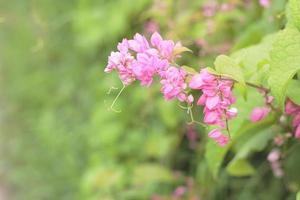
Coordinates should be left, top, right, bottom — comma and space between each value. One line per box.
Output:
208, 129, 229, 146
259, 0, 270, 8
250, 107, 270, 122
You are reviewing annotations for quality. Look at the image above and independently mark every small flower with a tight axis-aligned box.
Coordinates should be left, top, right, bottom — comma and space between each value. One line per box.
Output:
208, 129, 229, 146
285, 99, 300, 115
250, 107, 270, 122
259, 0, 270, 8
285, 99, 300, 139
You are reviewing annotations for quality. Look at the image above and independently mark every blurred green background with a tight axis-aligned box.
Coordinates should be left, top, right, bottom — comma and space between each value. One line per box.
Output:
0, 0, 297, 199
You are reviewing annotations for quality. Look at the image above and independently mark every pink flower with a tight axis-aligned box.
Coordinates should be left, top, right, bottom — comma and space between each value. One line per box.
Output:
285, 99, 300, 139
259, 0, 270, 8
104, 51, 135, 85
144, 20, 159, 34
267, 149, 284, 178
150, 32, 179, 60
285, 99, 300, 115
160, 67, 192, 103
128, 33, 150, 53
295, 125, 300, 138
189, 68, 236, 145
208, 129, 229, 146
250, 107, 270, 122
267, 149, 280, 162
132, 53, 168, 86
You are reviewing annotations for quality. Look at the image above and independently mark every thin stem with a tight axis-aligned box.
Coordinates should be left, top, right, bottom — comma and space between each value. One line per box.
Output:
109, 84, 126, 113
220, 77, 270, 93
186, 106, 207, 127
245, 82, 270, 93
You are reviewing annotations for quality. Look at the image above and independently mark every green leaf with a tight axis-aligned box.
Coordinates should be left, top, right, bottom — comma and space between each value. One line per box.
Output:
297, 191, 300, 200
231, 33, 277, 85
132, 164, 174, 186
268, 27, 300, 110
288, 0, 300, 31
227, 158, 255, 176
287, 80, 300, 106
173, 46, 192, 56
205, 140, 229, 178
182, 65, 198, 75
214, 55, 246, 86
234, 128, 276, 159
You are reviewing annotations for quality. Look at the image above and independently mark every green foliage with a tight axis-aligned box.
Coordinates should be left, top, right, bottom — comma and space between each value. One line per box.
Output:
227, 159, 256, 176
269, 27, 300, 110
214, 55, 245, 86
288, 0, 300, 31
287, 80, 300, 105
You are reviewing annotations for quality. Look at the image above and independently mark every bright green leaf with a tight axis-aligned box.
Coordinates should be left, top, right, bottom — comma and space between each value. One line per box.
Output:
268, 27, 300, 110
182, 65, 198, 75
214, 55, 246, 86
297, 191, 300, 200
227, 158, 256, 177
287, 79, 300, 106
289, 0, 300, 31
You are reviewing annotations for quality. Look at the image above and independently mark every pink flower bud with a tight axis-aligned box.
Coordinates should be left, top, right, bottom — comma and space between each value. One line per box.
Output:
250, 107, 270, 122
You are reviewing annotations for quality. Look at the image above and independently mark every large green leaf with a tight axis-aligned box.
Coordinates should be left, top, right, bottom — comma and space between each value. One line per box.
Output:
287, 79, 300, 106
288, 0, 300, 31
231, 33, 277, 85
268, 27, 300, 110
214, 55, 246, 86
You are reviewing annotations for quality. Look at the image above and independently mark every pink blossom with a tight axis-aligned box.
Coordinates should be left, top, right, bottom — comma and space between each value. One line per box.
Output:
285, 99, 300, 115
150, 32, 181, 60
106, 32, 187, 87
267, 149, 280, 162
160, 67, 192, 103
173, 186, 186, 197
295, 125, 300, 138
208, 129, 229, 146
250, 107, 270, 122
128, 33, 150, 53
189, 68, 236, 146
144, 20, 159, 34
259, 0, 270, 8
105, 51, 135, 85
285, 99, 300, 139
267, 149, 284, 178
132, 53, 168, 86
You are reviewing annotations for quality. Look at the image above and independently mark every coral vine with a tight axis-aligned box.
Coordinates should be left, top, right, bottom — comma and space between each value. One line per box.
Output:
105, 32, 299, 146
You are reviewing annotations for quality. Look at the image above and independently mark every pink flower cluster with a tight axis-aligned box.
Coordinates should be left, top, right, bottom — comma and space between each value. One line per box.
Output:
189, 68, 237, 146
105, 32, 192, 103
285, 99, 300, 138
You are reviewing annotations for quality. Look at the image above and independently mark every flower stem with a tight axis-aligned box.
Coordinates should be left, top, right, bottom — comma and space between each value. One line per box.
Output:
109, 84, 126, 113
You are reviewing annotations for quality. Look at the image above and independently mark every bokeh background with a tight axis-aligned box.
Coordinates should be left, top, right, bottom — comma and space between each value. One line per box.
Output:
1, 0, 298, 199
